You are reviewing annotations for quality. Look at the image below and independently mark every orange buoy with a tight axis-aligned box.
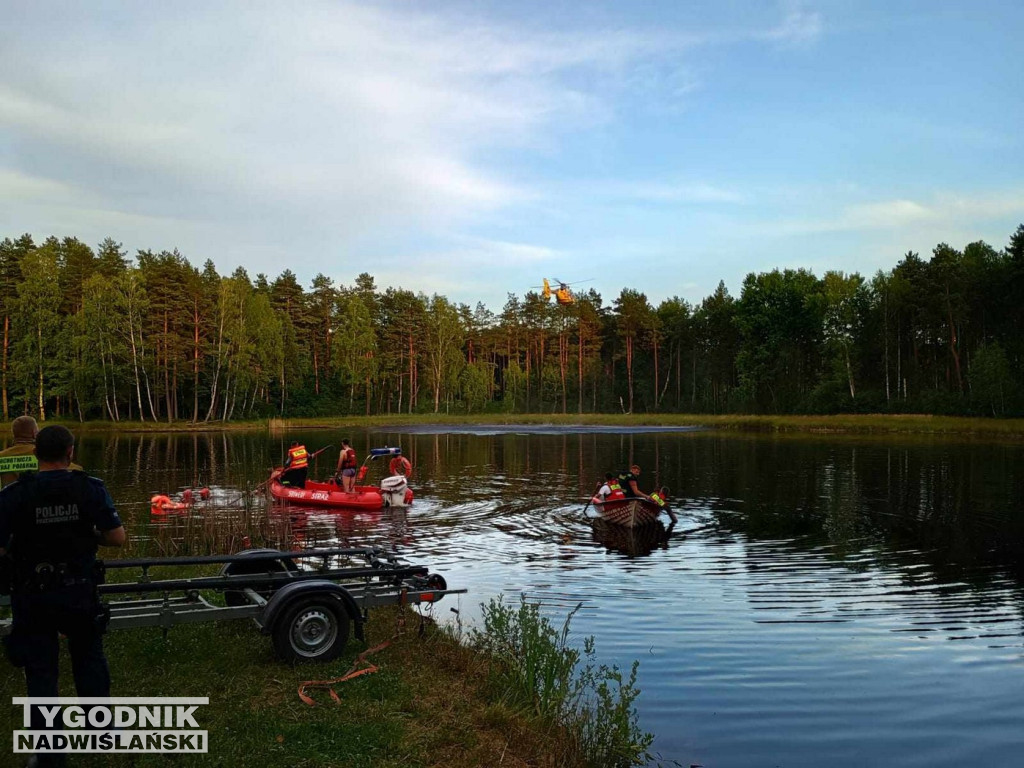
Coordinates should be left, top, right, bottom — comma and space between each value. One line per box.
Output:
388, 456, 412, 478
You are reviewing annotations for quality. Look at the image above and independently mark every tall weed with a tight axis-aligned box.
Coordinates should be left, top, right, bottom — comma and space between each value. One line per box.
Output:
470, 595, 655, 768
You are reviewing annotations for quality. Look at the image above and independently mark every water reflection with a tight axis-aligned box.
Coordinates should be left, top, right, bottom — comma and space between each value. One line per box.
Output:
54, 428, 1024, 768
590, 518, 675, 558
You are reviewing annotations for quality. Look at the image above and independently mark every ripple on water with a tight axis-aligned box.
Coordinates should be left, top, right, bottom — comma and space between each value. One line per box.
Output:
83, 430, 1024, 768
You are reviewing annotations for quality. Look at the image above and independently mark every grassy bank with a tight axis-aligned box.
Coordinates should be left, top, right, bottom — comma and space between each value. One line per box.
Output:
45, 412, 1024, 439
1, 598, 650, 767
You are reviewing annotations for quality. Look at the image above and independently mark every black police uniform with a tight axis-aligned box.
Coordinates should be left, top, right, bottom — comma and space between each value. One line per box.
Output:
0, 469, 122, 732
617, 470, 640, 497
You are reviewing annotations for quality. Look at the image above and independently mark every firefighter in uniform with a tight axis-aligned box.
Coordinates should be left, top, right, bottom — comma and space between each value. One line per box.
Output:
649, 486, 678, 524
0, 425, 125, 765
282, 441, 309, 488
0, 416, 83, 487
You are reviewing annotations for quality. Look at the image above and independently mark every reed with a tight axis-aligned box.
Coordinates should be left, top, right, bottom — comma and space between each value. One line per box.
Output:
468, 595, 654, 768
141, 497, 292, 559
57, 412, 1024, 439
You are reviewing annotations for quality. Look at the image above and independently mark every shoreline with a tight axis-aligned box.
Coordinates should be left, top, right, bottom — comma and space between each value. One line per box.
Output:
41, 412, 1024, 439
0, 597, 647, 768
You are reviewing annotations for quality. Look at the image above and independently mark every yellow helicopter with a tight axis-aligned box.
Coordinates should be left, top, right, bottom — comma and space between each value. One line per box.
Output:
539, 278, 590, 306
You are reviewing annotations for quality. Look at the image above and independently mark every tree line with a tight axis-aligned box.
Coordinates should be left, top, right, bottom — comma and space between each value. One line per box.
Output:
1, 224, 1022, 422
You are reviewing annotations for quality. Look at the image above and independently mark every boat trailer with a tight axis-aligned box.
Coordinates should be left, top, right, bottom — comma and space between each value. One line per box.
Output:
0, 547, 465, 663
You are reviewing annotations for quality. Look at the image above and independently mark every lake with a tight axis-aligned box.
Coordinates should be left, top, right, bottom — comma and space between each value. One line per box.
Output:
48, 426, 1024, 767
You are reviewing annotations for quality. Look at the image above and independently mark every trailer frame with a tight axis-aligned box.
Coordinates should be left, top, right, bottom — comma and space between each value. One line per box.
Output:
0, 547, 465, 663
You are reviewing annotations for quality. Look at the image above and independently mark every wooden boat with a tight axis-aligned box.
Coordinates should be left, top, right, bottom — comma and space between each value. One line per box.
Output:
591, 496, 663, 528
591, 518, 670, 557
268, 469, 413, 511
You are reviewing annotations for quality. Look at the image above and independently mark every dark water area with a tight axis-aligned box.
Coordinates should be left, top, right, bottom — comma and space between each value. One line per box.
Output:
27, 428, 1024, 767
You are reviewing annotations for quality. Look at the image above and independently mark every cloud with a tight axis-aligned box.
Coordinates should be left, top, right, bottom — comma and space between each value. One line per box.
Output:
0, 1, 829, 296
767, 192, 1024, 238
365, 237, 560, 304
842, 200, 935, 229
0, 3, 689, 250
758, 4, 823, 47
933, 192, 1024, 220
592, 180, 745, 204
0, 170, 74, 203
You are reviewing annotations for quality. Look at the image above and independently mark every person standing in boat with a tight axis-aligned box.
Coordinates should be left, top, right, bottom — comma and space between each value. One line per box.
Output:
336, 439, 358, 493
617, 464, 652, 502
282, 442, 309, 488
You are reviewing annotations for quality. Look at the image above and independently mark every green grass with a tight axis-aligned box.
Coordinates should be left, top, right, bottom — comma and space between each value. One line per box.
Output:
469, 596, 653, 768
39, 412, 1024, 439
1, 598, 621, 767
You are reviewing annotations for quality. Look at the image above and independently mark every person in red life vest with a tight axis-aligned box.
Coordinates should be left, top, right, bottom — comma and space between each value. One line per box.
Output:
335, 439, 358, 492
592, 473, 625, 504
389, 454, 412, 479
607, 475, 625, 499
282, 442, 309, 488
649, 486, 678, 523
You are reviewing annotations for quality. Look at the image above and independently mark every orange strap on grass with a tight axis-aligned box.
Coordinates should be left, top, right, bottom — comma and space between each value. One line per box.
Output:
298, 640, 392, 706
298, 590, 410, 706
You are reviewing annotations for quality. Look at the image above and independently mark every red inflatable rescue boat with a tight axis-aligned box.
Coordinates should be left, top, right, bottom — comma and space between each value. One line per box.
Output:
268, 469, 413, 510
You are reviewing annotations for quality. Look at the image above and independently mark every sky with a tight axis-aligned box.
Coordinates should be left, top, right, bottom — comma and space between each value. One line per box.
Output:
2, 0, 1022, 312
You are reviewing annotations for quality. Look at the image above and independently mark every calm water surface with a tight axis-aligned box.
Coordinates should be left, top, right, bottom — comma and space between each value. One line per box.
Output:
43, 428, 1024, 767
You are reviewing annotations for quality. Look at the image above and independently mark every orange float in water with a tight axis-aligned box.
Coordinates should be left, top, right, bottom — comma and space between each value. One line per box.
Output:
150, 494, 190, 513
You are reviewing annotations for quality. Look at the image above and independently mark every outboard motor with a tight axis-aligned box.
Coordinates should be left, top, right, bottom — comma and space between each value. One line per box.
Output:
379, 474, 409, 508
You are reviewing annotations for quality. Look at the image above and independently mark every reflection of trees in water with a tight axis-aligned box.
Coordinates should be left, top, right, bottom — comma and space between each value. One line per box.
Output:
693, 437, 1024, 590
78, 430, 1024, 592
270, 506, 412, 553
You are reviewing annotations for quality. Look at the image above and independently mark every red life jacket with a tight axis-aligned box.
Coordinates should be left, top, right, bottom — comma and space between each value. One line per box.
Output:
341, 447, 357, 470
389, 456, 412, 477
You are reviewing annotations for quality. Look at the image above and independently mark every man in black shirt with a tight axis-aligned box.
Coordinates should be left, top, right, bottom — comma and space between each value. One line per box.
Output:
0, 426, 125, 758
617, 463, 652, 501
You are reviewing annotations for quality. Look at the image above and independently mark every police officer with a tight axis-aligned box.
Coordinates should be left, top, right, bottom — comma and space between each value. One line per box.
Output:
0, 425, 125, 765
617, 464, 652, 502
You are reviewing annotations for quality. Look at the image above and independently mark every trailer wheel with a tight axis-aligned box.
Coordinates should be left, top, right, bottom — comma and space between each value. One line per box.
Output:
272, 596, 350, 663
222, 549, 298, 606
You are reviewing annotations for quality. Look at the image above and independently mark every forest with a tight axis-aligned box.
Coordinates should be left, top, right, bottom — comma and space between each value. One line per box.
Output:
1, 224, 1022, 422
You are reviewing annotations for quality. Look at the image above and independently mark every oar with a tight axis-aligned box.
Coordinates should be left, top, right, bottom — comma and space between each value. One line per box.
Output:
256, 446, 335, 494
251, 469, 275, 495
581, 481, 602, 518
